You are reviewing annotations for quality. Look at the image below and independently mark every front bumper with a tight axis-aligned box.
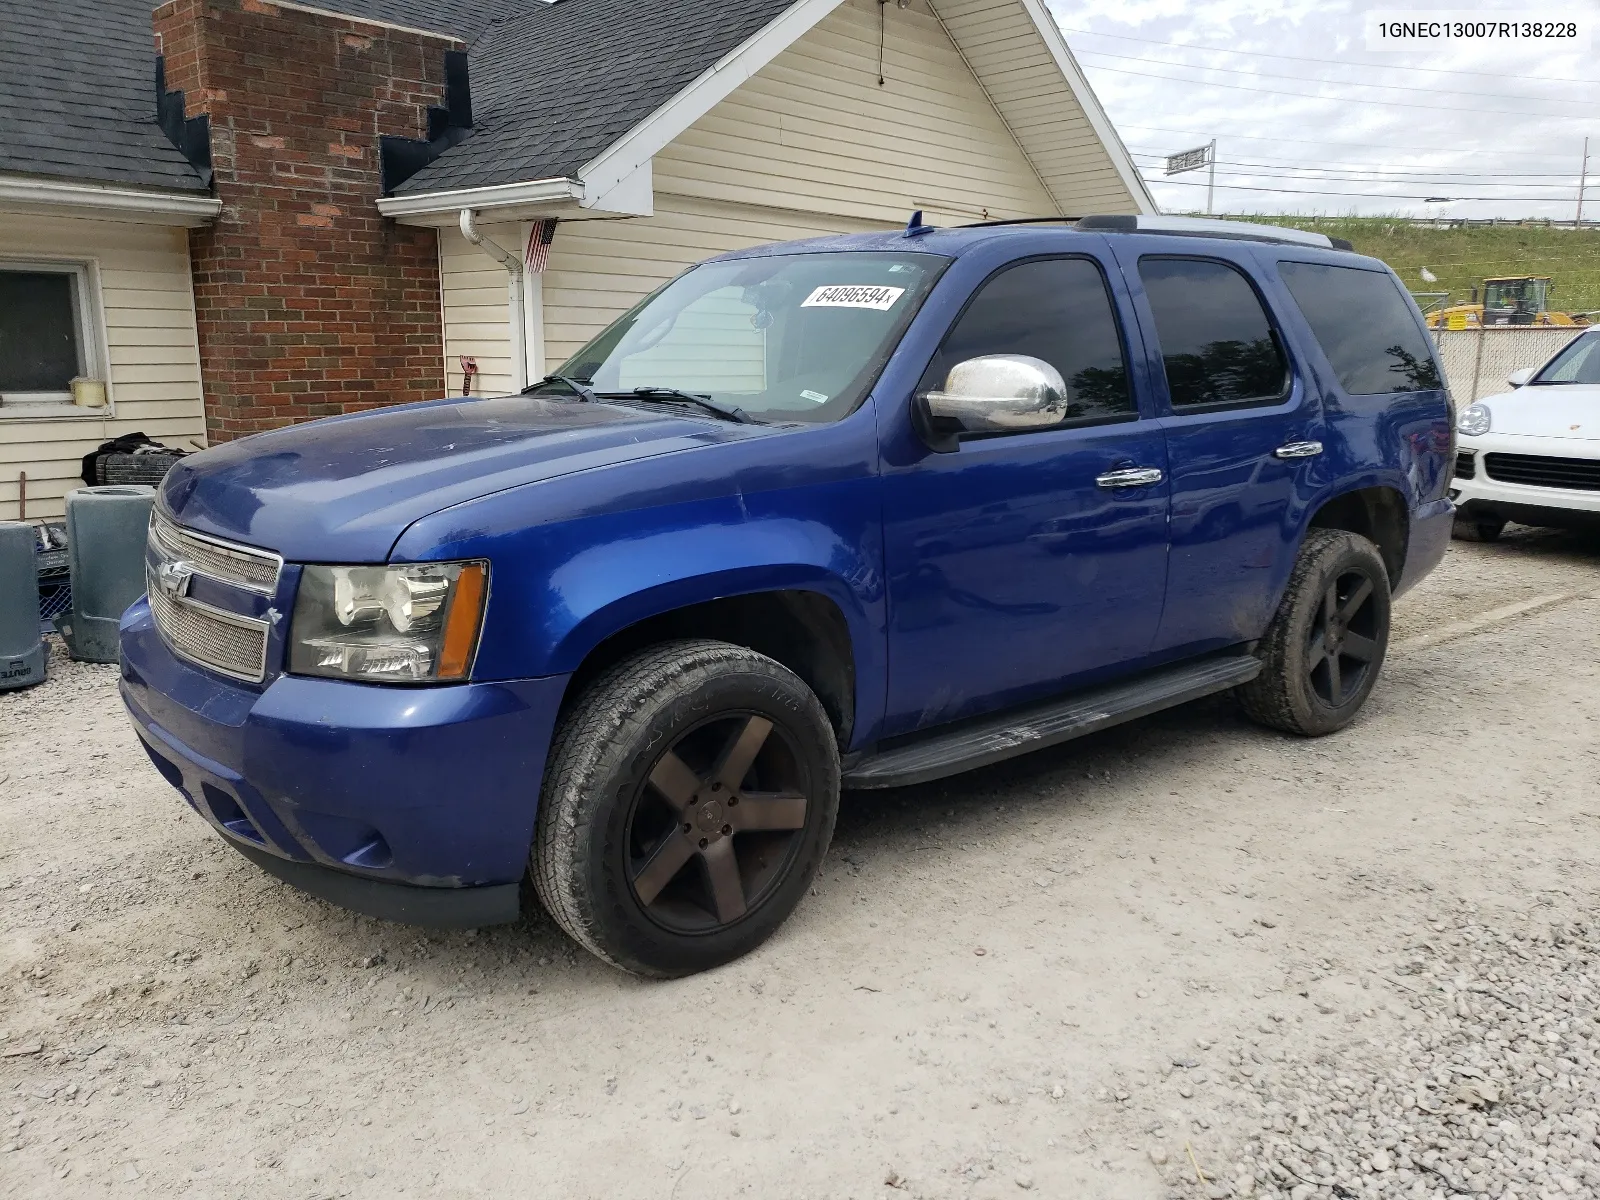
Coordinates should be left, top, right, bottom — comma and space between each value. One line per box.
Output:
1453, 435, 1600, 528
119, 599, 569, 924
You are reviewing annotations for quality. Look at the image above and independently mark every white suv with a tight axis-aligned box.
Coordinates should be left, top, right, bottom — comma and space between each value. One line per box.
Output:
1452, 329, 1600, 540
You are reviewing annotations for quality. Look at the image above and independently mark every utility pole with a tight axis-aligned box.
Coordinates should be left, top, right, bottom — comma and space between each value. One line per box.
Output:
1579, 137, 1590, 228
1207, 139, 1217, 216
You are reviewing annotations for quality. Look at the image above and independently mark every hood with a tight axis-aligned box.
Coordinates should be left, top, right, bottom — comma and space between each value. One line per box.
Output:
1473, 385, 1600, 440
160, 395, 773, 562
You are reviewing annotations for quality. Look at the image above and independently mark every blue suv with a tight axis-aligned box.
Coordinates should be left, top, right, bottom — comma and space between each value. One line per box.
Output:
121, 215, 1454, 976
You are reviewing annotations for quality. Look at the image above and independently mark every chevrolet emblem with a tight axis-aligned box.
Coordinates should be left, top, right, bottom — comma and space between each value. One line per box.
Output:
158, 560, 195, 600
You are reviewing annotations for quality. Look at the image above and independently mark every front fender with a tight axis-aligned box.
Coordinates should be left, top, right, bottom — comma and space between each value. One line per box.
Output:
392, 415, 888, 745
548, 535, 878, 677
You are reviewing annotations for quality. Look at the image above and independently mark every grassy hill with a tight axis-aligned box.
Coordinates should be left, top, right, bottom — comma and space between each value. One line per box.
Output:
1218, 215, 1600, 318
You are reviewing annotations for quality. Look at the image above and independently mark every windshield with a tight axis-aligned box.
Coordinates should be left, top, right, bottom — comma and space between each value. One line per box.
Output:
557, 251, 947, 423
1532, 333, 1600, 385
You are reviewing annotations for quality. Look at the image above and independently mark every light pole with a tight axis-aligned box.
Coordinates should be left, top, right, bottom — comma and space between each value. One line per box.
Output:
1207, 138, 1216, 216
1578, 138, 1590, 228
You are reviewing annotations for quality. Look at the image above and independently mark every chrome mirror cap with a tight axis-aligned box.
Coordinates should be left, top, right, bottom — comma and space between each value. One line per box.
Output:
922, 354, 1069, 434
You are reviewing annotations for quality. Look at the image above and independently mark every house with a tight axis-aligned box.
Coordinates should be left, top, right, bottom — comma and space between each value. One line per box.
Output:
0, 0, 1154, 521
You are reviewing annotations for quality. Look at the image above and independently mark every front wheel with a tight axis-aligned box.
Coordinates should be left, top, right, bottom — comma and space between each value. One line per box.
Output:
1238, 529, 1392, 737
531, 640, 839, 977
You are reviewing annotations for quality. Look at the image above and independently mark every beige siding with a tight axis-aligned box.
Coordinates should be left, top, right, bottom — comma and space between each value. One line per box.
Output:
438, 221, 525, 399
654, 0, 1056, 227
934, 0, 1145, 213
0, 214, 204, 522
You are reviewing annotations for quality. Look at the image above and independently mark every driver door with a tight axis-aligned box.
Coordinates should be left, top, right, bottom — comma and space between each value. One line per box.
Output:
879, 254, 1171, 737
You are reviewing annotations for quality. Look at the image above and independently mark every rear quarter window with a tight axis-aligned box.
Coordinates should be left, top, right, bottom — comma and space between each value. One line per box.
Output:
1278, 261, 1443, 395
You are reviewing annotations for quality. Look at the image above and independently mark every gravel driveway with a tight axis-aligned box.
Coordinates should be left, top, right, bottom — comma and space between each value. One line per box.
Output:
2, 529, 1597, 1199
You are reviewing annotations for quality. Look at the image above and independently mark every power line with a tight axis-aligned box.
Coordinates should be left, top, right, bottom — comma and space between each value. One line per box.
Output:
1129, 152, 1583, 181
1130, 158, 1583, 188
1149, 177, 1581, 202
1059, 26, 1600, 85
1076, 47, 1593, 107
1084, 61, 1600, 120
1117, 123, 1586, 160
1199, 170, 1577, 190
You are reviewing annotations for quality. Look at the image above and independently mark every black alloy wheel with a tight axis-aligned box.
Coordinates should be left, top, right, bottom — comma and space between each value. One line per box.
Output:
1305, 567, 1381, 708
1238, 528, 1392, 736
532, 639, 839, 977
627, 712, 810, 933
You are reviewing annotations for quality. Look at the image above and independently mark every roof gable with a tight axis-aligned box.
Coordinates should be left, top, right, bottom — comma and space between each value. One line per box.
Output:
381, 0, 1154, 218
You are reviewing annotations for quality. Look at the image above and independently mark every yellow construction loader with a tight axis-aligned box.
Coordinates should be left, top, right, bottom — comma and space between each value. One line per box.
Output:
1426, 277, 1592, 328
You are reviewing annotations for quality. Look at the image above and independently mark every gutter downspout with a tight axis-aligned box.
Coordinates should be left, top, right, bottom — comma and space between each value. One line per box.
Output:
458, 209, 527, 391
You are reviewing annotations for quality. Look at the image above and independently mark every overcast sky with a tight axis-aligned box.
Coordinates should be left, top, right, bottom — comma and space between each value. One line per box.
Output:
1048, 0, 1600, 221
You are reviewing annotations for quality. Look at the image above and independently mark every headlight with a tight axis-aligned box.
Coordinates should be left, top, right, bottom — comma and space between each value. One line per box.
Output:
289, 561, 488, 683
1457, 403, 1491, 437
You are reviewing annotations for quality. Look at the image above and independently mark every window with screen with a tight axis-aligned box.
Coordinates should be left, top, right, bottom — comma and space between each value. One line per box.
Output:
1278, 261, 1443, 395
919, 257, 1134, 424
1138, 258, 1289, 409
0, 266, 87, 402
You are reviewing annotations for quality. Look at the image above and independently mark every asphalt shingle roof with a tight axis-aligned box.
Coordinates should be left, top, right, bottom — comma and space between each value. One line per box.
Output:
375, 0, 797, 194
0, 0, 210, 192
1, 0, 798, 198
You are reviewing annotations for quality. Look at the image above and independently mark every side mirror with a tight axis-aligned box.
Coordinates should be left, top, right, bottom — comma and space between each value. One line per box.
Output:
1507, 367, 1535, 388
916, 355, 1068, 452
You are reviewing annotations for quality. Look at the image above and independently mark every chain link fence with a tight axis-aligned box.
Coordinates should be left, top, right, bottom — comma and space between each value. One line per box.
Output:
1434, 327, 1582, 404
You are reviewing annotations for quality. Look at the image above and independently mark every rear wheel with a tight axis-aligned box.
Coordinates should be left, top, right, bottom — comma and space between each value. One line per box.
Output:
1238, 529, 1391, 736
1452, 514, 1506, 542
532, 639, 839, 977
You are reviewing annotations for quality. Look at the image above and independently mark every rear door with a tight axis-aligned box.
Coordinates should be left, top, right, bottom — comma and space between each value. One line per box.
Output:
1112, 244, 1324, 655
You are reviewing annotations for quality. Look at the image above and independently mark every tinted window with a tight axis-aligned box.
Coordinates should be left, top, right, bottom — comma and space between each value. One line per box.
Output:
920, 257, 1133, 423
0, 271, 80, 393
1278, 261, 1443, 394
1138, 258, 1288, 408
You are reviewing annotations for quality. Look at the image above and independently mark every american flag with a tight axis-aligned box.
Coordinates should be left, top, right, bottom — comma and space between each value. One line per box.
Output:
525, 219, 556, 273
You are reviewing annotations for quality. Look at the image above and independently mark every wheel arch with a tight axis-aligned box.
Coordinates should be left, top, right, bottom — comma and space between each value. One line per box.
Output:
1304, 481, 1410, 586
551, 570, 869, 749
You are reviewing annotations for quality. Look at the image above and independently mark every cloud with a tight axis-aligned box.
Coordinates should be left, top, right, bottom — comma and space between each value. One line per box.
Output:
1048, 0, 1599, 219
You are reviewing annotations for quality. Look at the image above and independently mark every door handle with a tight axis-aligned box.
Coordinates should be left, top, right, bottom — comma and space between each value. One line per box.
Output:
1095, 466, 1164, 489
1274, 440, 1324, 460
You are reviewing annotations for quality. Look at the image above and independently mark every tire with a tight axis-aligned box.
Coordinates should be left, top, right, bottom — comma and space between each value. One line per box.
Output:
532, 639, 839, 978
1237, 529, 1392, 737
1452, 514, 1506, 542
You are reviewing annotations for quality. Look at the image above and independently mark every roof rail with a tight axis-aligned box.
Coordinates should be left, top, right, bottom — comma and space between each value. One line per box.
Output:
957, 216, 1085, 229
1076, 214, 1353, 252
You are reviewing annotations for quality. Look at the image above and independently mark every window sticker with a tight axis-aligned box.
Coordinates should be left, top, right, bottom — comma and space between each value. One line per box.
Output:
799, 389, 830, 404
800, 285, 905, 311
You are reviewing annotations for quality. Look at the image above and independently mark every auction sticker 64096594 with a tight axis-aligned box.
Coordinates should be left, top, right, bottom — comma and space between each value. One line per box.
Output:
800, 285, 906, 311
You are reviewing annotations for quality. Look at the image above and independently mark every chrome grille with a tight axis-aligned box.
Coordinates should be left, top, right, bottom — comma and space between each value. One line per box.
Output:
146, 572, 270, 684
150, 510, 281, 593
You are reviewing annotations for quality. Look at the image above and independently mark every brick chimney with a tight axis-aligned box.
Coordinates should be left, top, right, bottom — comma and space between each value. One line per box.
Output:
152, 0, 454, 442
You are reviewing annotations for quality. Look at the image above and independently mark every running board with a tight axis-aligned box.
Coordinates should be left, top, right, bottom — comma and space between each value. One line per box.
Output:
842, 654, 1261, 790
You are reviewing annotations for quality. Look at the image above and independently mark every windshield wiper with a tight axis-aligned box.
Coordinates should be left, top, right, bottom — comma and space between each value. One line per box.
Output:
522, 374, 598, 403
600, 386, 757, 424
